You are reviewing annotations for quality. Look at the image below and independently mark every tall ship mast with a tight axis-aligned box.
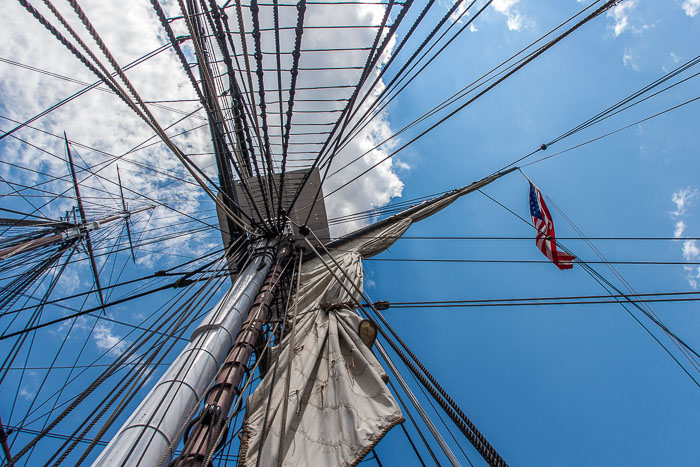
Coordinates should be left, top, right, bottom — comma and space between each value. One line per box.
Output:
1, 0, 699, 465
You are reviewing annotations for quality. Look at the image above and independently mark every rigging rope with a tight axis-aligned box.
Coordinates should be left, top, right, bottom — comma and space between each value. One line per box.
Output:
299, 227, 507, 466
317, 0, 621, 205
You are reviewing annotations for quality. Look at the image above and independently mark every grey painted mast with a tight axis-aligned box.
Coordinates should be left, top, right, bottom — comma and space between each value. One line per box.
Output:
92, 168, 515, 465
92, 237, 278, 466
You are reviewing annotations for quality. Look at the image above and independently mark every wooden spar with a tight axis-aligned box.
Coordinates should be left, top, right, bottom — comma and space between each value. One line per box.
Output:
116, 165, 136, 262
0, 206, 152, 260
175, 247, 289, 466
64, 132, 105, 311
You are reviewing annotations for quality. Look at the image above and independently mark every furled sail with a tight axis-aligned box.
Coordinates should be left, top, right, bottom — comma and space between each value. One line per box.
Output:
239, 251, 403, 466
240, 169, 514, 466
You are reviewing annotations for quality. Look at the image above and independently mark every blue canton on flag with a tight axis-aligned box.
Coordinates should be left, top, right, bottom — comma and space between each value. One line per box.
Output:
529, 183, 543, 221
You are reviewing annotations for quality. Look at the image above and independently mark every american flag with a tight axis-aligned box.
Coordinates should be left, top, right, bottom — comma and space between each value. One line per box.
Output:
529, 182, 575, 270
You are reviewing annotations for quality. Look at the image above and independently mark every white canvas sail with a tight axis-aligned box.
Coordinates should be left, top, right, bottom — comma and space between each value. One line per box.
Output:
240, 170, 512, 466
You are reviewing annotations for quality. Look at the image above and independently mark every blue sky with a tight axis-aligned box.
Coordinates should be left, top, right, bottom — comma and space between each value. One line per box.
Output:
360, 1, 700, 465
1, 0, 699, 465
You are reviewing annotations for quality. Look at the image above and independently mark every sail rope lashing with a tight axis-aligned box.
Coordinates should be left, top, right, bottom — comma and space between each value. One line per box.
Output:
319, 0, 481, 173
315, 0, 622, 207
478, 189, 700, 389
280, 0, 401, 217
16, 0, 252, 234
249, 0, 280, 213
20, 242, 245, 464
179, 0, 272, 230
325, 0, 602, 183
286, 0, 404, 225
298, 227, 506, 466
276, 0, 307, 230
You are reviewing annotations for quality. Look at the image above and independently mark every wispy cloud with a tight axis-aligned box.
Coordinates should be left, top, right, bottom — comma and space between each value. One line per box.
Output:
19, 386, 36, 400
671, 187, 698, 216
1, 0, 407, 243
682, 0, 700, 17
492, 0, 525, 31
607, 0, 637, 36
94, 322, 128, 356
623, 48, 639, 71
670, 187, 700, 288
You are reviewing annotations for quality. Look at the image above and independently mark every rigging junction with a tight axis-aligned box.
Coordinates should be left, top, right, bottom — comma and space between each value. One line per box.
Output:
1, 0, 699, 465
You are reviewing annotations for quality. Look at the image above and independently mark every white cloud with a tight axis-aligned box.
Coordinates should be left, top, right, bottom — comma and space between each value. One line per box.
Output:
492, 0, 525, 31
671, 187, 698, 216
682, 240, 700, 259
623, 48, 639, 71
1, 0, 406, 245
0, 0, 218, 271
682, 0, 700, 16
674, 220, 685, 238
607, 0, 637, 36
19, 386, 36, 400
670, 187, 700, 288
94, 322, 128, 355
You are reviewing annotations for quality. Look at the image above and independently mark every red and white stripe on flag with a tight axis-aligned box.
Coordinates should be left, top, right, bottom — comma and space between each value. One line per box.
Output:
528, 182, 575, 270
